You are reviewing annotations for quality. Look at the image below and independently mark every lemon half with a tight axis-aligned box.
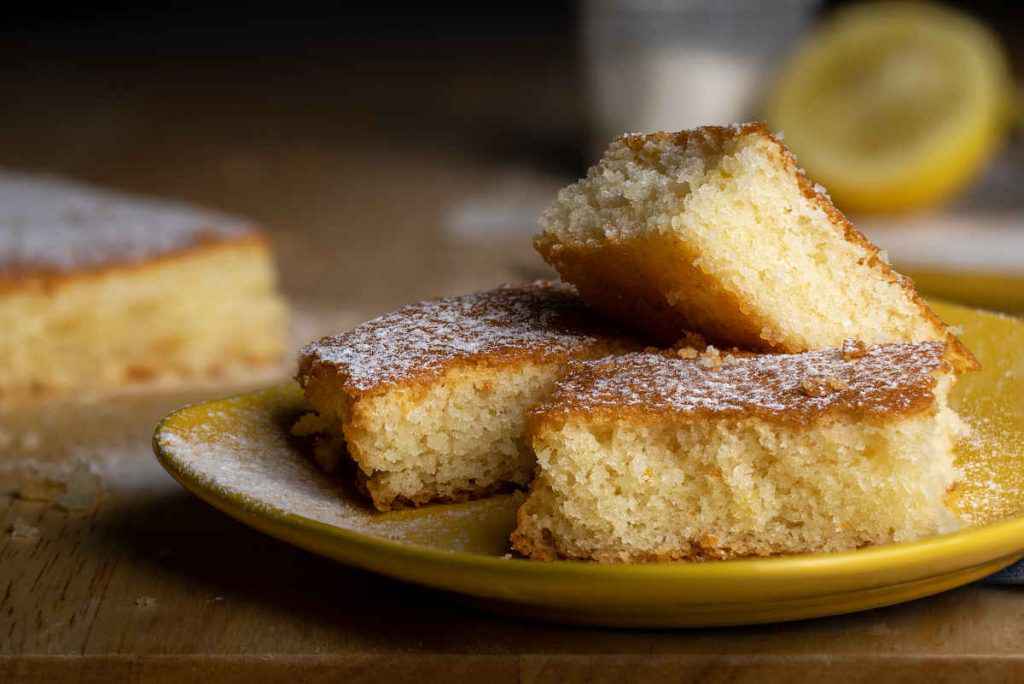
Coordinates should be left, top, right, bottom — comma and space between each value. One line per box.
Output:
766, 2, 1012, 213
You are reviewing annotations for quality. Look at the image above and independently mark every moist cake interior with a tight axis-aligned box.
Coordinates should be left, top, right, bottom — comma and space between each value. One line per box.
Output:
536, 123, 974, 371
512, 342, 964, 562
296, 283, 636, 510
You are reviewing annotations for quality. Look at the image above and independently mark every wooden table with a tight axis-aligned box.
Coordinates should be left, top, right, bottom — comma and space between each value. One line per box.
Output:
3, 46, 1024, 682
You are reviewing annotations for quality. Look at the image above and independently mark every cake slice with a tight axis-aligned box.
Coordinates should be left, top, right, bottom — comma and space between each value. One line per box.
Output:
535, 122, 976, 371
511, 341, 964, 562
295, 282, 637, 511
0, 171, 288, 396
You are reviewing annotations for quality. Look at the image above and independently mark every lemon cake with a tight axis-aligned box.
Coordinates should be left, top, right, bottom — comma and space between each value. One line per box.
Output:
0, 170, 288, 396
535, 123, 976, 371
295, 282, 636, 511
511, 340, 964, 562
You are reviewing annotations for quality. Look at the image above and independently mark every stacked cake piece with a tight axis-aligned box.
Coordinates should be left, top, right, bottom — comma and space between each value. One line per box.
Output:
297, 123, 972, 562
534, 123, 974, 370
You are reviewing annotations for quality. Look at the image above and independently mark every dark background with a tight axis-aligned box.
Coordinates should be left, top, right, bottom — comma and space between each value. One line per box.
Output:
1, 1, 1021, 312
3, 2, 1020, 177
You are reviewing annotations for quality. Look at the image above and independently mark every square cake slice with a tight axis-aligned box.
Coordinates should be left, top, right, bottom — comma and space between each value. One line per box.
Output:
295, 282, 637, 511
0, 171, 288, 396
511, 341, 964, 562
535, 122, 975, 371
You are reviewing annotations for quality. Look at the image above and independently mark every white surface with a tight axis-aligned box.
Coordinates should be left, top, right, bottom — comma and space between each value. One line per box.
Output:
863, 214, 1024, 274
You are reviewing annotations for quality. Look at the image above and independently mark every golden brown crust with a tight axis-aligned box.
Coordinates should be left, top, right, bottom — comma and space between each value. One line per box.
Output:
534, 231, 775, 349
0, 231, 270, 295
527, 341, 949, 433
642, 123, 976, 371
536, 122, 978, 372
760, 125, 978, 372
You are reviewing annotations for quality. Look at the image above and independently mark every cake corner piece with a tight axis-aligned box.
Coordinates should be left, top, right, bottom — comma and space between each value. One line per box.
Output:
294, 281, 638, 511
534, 121, 977, 372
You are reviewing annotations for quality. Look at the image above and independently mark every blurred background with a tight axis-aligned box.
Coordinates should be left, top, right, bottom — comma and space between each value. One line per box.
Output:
3, 0, 1022, 328
3, 2, 1024, 665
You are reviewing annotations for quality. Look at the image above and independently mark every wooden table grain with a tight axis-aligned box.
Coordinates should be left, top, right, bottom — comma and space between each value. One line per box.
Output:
3, 49, 1024, 682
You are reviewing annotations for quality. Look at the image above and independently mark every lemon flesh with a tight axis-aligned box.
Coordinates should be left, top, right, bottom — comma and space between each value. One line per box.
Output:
767, 2, 1011, 213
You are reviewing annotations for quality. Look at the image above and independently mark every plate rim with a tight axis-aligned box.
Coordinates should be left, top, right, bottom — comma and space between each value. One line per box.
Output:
152, 383, 1024, 595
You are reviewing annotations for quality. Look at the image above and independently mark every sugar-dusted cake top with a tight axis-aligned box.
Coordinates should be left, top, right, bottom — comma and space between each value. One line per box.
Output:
532, 340, 950, 426
298, 282, 632, 394
0, 170, 254, 278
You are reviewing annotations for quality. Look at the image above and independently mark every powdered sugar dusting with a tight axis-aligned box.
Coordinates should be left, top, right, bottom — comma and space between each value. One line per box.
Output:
537, 342, 948, 423
300, 282, 629, 392
953, 412, 1024, 525
0, 169, 252, 275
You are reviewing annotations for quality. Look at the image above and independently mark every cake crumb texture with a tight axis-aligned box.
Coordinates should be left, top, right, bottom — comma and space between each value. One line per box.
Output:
513, 342, 964, 562
297, 282, 636, 510
535, 122, 975, 371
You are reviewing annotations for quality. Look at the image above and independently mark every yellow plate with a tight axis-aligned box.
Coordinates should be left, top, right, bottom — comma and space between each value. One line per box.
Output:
906, 270, 1024, 315
153, 301, 1024, 627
